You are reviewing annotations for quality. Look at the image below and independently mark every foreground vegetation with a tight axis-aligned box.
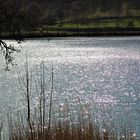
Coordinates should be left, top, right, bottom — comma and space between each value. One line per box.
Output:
10, 119, 116, 140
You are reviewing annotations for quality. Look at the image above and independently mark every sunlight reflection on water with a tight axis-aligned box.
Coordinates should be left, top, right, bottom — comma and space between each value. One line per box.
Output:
1, 37, 140, 138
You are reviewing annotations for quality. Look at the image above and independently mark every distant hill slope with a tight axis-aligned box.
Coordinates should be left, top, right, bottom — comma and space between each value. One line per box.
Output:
1, 0, 140, 26
23, 0, 140, 19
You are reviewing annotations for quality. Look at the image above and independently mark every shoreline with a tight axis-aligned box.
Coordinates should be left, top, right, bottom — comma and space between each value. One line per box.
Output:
1, 27, 140, 39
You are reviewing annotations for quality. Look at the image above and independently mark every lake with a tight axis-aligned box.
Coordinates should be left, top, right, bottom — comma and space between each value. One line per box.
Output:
0, 37, 140, 139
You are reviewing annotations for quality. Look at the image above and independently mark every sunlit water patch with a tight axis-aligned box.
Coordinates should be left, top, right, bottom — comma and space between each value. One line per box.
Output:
0, 37, 140, 138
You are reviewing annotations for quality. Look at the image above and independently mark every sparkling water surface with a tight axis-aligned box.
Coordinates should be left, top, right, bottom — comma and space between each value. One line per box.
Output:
0, 37, 140, 138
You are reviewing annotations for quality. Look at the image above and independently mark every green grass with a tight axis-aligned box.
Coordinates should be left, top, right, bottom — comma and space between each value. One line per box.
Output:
134, 20, 140, 27
42, 19, 140, 29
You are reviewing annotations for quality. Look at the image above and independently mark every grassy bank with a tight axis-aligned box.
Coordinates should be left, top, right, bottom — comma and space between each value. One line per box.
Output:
2, 18, 140, 39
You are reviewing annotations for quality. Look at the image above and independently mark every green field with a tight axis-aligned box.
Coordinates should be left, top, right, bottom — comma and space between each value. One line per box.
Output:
44, 18, 140, 29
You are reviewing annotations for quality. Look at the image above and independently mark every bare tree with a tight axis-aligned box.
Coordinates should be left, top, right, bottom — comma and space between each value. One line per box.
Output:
0, 1, 22, 69
0, 0, 34, 70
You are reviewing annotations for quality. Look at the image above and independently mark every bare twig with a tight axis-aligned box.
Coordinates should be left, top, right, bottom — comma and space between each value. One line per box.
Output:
0, 40, 20, 70
48, 62, 54, 131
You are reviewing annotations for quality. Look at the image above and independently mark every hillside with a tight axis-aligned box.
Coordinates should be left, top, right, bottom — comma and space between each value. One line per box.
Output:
2, 0, 140, 25
26, 0, 140, 24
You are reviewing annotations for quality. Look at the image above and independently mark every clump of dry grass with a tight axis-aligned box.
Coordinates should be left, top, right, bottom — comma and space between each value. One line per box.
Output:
9, 111, 137, 140
10, 118, 109, 140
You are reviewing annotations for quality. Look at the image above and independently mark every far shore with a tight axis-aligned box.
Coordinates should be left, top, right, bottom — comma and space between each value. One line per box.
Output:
1, 27, 140, 39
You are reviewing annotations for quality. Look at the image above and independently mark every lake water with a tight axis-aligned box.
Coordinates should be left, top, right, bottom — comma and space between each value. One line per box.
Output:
0, 37, 140, 139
